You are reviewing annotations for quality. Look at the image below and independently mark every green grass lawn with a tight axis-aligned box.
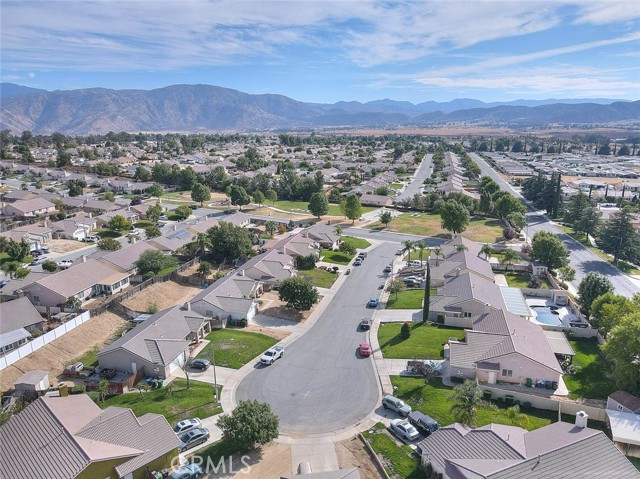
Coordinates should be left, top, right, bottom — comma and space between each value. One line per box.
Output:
386, 289, 427, 309
100, 379, 222, 422
166, 212, 183, 221
391, 377, 600, 432
0, 252, 33, 267
271, 200, 377, 217
93, 228, 122, 239
369, 213, 503, 243
196, 329, 278, 369
379, 322, 465, 359
340, 235, 371, 250
563, 337, 616, 400
501, 271, 553, 289
362, 426, 425, 479
298, 268, 338, 288
628, 456, 640, 472
134, 220, 154, 228
321, 249, 353, 265
390, 183, 405, 190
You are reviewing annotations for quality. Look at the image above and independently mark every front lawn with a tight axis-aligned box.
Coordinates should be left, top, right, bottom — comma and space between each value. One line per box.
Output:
391, 377, 598, 432
363, 425, 424, 479
502, 271, 552, 289
93, 228, 122, 239
378, 322, 465, 359
297, 268, 338, 288
340, 235, 371, 250
100, 379, 222, 422
563, 337, 616, 400
386, 289, 427, 309
134, 220, 154, 228
196, 329, 278, 369
321, 249, 353, 265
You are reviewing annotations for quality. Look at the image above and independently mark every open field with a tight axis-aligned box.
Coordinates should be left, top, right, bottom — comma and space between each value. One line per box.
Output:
121, 280, 203, 312
0, 311, 128, 391
48, 239, 89, 254
378, 322, 465, 359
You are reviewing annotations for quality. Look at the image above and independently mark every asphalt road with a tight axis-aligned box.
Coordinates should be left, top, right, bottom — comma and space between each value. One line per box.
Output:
470, 153, 640, 298
235, 241, 399, 435
396, 154, 433, 201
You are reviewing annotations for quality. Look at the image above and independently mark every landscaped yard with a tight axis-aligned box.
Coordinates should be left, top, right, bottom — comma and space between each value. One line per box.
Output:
93, 228, 122, 239
362, 423, 424, 479
340, 235, 371, 250
502, 271, 553, 289
369, 213, 503, 243
134, 220, 154, 228
563, 337, 616, 400
298, 268, 338, 288
378, 322, 465, 359
321, 249, 353, 265
100, 379, 222, 422
386, 289, 428, 309
196, 329, 278, 369
391, 377, 601, 432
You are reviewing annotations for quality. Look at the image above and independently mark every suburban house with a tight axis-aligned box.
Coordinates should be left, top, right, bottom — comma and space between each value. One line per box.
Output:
607, 390, 640, 413
428, 248, 495, 287
148, 226, 195, 252
189, 270, 262, 323
98, 305, 210, 379
0, 229, 42, 251
89, 240, 161, 273
0, 394, 179, 479
418, 417, 640, 478
82, 199, 121, 213
359, 193, 393, 207
22, 259, 131, 309
51, 214, 97, 240
241, 248, 295, 288
2, 197, 56, 218
264, 233, 320, 258
10, 222, 54, 247
606, 391, 640, 457
95, 209, 139, 228
306, 222, 340, 249
0, 272, 51, 301
13, 370, 50, 395
0, 297, 46, 356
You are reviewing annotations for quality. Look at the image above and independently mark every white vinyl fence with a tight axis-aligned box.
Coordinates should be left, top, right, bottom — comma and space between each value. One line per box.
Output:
0, 311, 91, 371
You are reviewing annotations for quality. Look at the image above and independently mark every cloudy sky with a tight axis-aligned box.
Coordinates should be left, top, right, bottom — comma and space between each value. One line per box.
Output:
2, 1, 640, 103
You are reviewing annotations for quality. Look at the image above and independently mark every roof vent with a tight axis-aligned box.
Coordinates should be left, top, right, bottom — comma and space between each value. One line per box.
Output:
575, 411, 588, 428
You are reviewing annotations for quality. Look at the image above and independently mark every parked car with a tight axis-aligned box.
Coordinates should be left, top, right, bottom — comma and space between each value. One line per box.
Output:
56, 259, 74, 269
367, 297, 378, 308
40, 245, 50, 253
30, 249, 44, 257
395, 249, 403, 255
408, 260, 425, 267
30, 256, 48, 266
353, 258, 362, 266
189, 204, 198, 210
0, 279, 10, 288
359, 318, 372, 330
178, 427, 210, 452
190, 358, 210, 370
382, 394, 412, 416
99, 368, 117, 379
170, 464, 203, 479
403, 278, 421, 287
83, 235, 100, 242
357, 251, 368, 258
359, 343, 372, 357
260, 345, 285, 365
159, 215, 169, 221
64, 362, 84, 376
344, 268, 351, 275
390, 419, 420, 441
383, 265, 392, 273
408, 411, 439, 436
173, 418, 202, 435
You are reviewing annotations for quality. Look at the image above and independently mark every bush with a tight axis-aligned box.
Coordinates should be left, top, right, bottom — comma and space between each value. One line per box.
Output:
294, 254, 316, 270
400, 322, 411, 340
527, 276, 541, 289
71, 384, 86, 395
503, 226, 517, 240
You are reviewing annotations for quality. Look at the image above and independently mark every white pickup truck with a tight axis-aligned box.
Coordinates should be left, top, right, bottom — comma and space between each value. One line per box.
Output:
260, 346, 285, 365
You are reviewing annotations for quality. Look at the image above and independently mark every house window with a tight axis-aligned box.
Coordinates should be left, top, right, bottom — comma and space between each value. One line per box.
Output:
617, 404, 624, 411
463, 312, 472, 318
502, 369, 513, 377
5, 343, 14, 351
206, 310, 214, 317
32, 295, 40, 303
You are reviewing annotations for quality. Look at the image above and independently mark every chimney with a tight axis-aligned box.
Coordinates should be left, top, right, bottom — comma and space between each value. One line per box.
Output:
43, 218, 49, 228
575, 411, 588, 428
238, 270, 245, 276
184, 302, 191, 310
484, 303, 491, 314
81, 255, 87, 263
173, 224, 177, 231
455, 267, 460, 277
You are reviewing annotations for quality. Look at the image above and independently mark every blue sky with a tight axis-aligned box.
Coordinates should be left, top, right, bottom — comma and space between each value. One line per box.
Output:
2, 1, 640, 103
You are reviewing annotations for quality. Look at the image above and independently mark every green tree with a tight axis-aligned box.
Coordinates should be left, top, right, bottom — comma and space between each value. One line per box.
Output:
66, 179, 86, 197
339, 241, 356, 256
530, 231, 570, 270
265, 220, 278, 237
146, 204, 163, 223
41, 260, 58, 272
602, 312, 640, 395
402, 240, 415, 263
5, 239, 30, 262
448, 380, 497, 426
207, 221, 253, 263
440, 200, 470, 236
589, 292, 639, 337
229, 185, 250, 210
191, 182, 212, 207
278, 276, 319, 310
506, 212, 526, 232
145, 225, 162, 238
598, 207, 640, 263
480, 244, 494, 260
134, 165, 152, 181
500, 249, 521, 269
379, 211, 393, 228
505, 405, 529, 427
97, 238, 121, 251
197, 262, 212, 277
308, 192, 329, 219
344, 195, 362, 223
100, 191, 115, 202
146, 183, 164, 199
185, 233, 212, 260
577, 272, 614, 317
557, 265, 576, 288
401, 322, 411, 339
173, 204, 192, 221
134, 250, 178, 276
265, 188, 278, 205
216, 400, 279, 452
495, 194, 525, 219
97, 378, 109, 402
252, 190, 265, 206
386, 277, 406, 300
108, 214, 131, 232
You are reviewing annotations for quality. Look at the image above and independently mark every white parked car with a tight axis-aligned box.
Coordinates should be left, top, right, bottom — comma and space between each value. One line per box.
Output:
390, 419, 420, 441
56, 259, 74, 269
260, 346, 285, 365
173, 417, 202, 435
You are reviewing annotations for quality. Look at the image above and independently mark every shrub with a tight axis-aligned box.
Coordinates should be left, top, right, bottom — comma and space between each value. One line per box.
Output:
294, 254, 316, 270
527, 276, 541, 289
400, 322, 411, 340
503, 226, 517, 240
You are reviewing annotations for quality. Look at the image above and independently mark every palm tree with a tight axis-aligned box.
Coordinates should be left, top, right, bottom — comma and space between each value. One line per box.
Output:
505, 405, 529, 427
480, 244, 494, 260
433, 247, 443, 266
415, 242, 428, 263
402, 240, 415, 264
448, 380, 497, 426
455, 244, 468, 252
191, 233, 212, 260
500, 249, 520, 270
334, 225, 343, 236
0, 260, 19, 279
265, 220, 278, 238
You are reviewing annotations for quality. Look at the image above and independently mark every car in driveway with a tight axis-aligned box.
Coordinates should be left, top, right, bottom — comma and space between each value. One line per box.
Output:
367, 297, 378, 308
390, 419, 420, 441
178, 427, 210, 452
30, 256, 49, 266
56, 259, 74, 269
173, 418, 202, 435
408, 411, 439, 436
260, 345, 285, 365
170, 464, 203, 479
359, 343, 372, 357
359, 318, 372, 330
83, 235, 101, 242
382, 394, 412, 416
190, 358, 210, 370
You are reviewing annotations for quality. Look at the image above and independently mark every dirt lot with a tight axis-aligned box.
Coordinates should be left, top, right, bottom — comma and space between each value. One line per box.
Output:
336, 437, 383, 479
121, 281, 203, 312
259, 291, 317, 322
203, 441, 292, 478
48, 238, 89, 254
0, 311, 127, 391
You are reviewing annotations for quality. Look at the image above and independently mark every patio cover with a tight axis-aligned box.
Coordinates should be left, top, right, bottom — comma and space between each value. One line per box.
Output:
543, 330, 575, 356
607, 410, 640, 446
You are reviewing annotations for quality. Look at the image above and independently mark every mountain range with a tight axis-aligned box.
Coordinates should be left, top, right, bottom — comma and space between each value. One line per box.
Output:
1, 83, 638, 135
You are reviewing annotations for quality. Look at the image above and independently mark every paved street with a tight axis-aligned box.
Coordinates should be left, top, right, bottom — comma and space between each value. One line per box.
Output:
396, 154, 433, 201
470, 153, 640, 298
235, 241, 398, 435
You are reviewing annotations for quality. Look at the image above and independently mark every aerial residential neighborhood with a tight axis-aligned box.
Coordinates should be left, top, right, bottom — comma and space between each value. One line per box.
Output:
1, 1, 640, 479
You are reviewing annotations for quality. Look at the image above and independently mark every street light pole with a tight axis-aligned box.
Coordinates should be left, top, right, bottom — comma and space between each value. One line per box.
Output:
211, 347, 218, 402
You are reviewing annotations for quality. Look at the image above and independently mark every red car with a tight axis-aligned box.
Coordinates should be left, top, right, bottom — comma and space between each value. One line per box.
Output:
359, 343, 372, 357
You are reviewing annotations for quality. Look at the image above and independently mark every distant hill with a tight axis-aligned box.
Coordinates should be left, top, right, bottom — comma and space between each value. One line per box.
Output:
0, 82, 637, 134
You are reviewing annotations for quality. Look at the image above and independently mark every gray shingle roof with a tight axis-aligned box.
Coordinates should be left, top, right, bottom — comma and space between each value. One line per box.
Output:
0, 296, 45, 334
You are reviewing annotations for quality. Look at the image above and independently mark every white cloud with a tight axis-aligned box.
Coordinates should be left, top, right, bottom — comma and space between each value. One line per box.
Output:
572, 0, 640, 25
